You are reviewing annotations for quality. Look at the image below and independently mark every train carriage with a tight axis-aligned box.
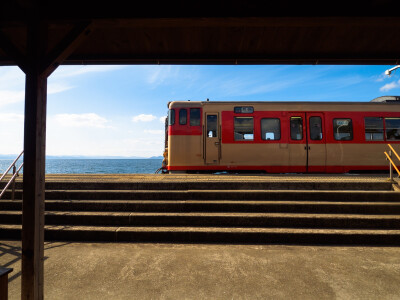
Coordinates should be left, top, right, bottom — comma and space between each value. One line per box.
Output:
162, 97, 400, 173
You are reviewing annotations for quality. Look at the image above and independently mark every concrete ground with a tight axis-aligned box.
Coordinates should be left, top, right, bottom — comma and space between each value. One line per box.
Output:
1, 241, 400, 299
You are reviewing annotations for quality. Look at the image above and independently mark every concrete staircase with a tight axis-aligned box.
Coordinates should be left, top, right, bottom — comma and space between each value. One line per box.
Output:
1, 178, 400, 245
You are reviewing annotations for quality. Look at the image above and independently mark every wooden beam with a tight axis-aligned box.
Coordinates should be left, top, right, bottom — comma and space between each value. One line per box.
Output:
0, 29, 27, 72
63, 54, 400, 66
22, 21, 47, 300
41, 21, 92, 77
92, 17, 400, 29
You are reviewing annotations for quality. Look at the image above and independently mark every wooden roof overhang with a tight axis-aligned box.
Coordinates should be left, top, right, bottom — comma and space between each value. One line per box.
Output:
1, 1, 400, 66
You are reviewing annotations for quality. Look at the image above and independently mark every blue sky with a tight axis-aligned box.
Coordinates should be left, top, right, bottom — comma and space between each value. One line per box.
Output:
0, 64, 399, 157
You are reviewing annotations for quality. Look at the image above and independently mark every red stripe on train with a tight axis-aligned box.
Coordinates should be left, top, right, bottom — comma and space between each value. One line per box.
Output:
168, 110, 400, 144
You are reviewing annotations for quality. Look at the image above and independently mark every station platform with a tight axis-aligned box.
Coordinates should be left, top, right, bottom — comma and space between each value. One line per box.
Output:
41, 173, 394, 182
1, 174, 400, 299
36, 173, 399, 191
2, 240, 400, 299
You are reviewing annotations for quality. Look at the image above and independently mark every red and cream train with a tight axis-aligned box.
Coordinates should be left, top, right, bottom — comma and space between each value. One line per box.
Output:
162, 97, 400, 173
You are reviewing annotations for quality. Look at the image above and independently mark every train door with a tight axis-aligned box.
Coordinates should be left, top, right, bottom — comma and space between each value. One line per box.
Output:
287, 113, 326, 172
306, 113, 326, 172
205, 113, 220, 164
288, 113, 307, 172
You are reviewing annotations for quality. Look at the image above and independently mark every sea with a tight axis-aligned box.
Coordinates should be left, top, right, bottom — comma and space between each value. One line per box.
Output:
0, 159, 163, 174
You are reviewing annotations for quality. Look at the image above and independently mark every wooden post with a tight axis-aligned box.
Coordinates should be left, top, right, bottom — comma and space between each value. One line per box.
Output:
19, 19, 91, 299
22, 21, 47, 300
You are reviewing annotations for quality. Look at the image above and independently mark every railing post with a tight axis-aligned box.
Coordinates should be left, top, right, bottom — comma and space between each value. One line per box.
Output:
11, 165, 16, 201
389, 150, 393, 181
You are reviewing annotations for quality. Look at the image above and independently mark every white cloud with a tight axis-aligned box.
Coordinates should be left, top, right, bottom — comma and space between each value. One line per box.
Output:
45, 65, 125, 96
48, 83, 74, 94
0, 83, 72, 107
54, 113, 110, 128
147, 66, 173, 85
0, 113, 24, 123
0, 90, 25, 107
132, 114, 157, 122
144, 129, 164, 135
52, 65, 124, 79
375, 72, 388, 82
0, 67, 73, 108
0, 67, 24, 90
159, 116, 167, 123
0, 112, 24, 154
380, 80, 400, 92
143, 65, 189, 87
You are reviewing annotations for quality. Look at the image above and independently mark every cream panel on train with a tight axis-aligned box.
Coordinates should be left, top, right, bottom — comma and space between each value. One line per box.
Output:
326, 144, 389, 167
168, 135, 203, 166
220, 143, 289, 167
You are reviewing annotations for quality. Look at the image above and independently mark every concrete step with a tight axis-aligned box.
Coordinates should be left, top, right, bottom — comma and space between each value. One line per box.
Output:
1, 224, 400, 245
2, 211, 400, 229
2, 200, 400, 214
2, 190, 400, 201
0, 180, 393, 191
1, 175, 398, 245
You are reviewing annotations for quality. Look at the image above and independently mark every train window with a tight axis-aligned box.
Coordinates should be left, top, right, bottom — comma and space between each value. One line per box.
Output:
385, 118, 400, 140
290, 117, 303, 140
168, 109, 175, 126
207, 115, 218, 138
179, 109, 187, 125
365, 117, 384, 141
190, 108, 201, 126
261, 118, 281, 140
234, 117, 254, 140
309, 117, 323, 140
333, 119, 353, 140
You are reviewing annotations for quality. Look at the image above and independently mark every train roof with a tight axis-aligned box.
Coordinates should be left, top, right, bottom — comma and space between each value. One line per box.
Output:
168, 97, 400, 112
168, 97, 400, 107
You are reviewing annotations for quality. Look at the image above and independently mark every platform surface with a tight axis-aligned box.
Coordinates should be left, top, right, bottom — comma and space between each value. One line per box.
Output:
1, 240, 400, 299
36, 173, 394, 182
1, 174, 400, 298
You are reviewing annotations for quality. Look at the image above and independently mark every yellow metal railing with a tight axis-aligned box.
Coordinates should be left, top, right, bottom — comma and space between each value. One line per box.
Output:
384, 144, 400, 180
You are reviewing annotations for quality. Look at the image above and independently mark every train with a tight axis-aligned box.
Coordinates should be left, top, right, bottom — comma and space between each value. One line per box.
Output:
161, 96, 400, 173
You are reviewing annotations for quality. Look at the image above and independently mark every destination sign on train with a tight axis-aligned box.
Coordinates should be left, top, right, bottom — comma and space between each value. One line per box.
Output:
234, 106, 254, 114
